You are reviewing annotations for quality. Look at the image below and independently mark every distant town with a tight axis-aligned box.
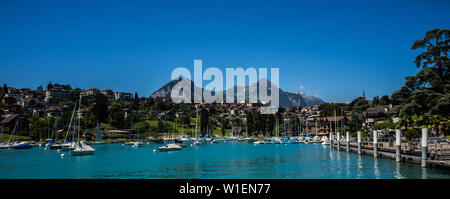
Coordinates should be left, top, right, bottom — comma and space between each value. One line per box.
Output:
1, 80, 426, 144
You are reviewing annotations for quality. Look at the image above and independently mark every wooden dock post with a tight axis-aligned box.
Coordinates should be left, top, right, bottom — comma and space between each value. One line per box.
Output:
373, 130, 378, 158
337, 132, 340, 150
357, 131, 361, 155
395, 129, 401, 162
346, 131, 350, 152
421, 127, 428, 168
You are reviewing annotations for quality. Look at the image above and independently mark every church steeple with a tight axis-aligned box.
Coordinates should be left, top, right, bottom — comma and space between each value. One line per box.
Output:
362, 90, 366, 99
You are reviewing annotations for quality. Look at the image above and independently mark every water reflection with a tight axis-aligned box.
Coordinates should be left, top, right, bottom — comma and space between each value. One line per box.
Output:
374, 158, 380, 179
356, 155, 363, 179
329, 146, 334, 159
422, 168, 427, 179
394, 162, 403, 179
2, 143, 450, 179
345, 152, 351, 178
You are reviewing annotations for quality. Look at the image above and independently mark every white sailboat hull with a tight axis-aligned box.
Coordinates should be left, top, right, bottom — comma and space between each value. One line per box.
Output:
72, 143, 96, 156
157, 143, 182, 152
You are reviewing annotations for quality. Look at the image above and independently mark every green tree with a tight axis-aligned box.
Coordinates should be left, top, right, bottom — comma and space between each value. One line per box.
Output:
157, 119, 164, 133
392, 29, 450, 117
47, 82, 53, 90
266, 114, 275, 137
132, 92, 139, 110
94, 93, 108, 122
379, 95, 390, 105
349, 97, 369, 114
405, 128, 420, 141
221, 118, 228, 137
83, 113, 98, 129
178, 114, 190, 128
109, 102, 125, 129
373, 96, 380, 105
254, 112, 263, 136
246, 111, 254, 136
2, 83, 7, 94
28, 115, 46, 140
200, 108, 209, 137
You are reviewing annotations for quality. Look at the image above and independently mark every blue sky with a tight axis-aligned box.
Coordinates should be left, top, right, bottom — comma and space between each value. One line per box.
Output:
0, 0, 449, 102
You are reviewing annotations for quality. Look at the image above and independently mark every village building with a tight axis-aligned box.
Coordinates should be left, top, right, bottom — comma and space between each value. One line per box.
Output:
82, 88, 100, 96
231, 126, 242, 137
45, 87, 69, 100
0, 114, 19, 133
46, 106, 63, 117
115, 92, 133, 101
101, 89, 115, 99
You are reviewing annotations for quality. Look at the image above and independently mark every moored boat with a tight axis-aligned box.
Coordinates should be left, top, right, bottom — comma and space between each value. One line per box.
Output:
61, 142, 76, 151
322, 139, 331, 145
174, 139, 188, 148
13, 142, 32, 149
71, 142, 96, 156
157, 143, 182, 152
71, 94, 96, 156
254, 140, 265, 144
0, 143, 12, 149
49, 143, 64, 149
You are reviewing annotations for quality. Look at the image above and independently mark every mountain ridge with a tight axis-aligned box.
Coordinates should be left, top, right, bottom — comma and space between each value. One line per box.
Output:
150, 79, 325, 107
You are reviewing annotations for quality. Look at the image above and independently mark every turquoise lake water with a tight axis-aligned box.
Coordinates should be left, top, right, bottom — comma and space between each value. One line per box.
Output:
1, 142, 450, 179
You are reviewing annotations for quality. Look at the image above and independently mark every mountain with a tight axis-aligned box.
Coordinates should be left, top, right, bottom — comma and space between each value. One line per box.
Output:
232, 79, 307, 107
298, 93, 325, 106
150, 78, 199, 99
150, 79, 324, 107
150, 78, 185, 98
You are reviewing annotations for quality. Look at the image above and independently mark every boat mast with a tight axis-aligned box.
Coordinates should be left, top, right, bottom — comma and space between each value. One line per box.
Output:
329, 121, 332, 140
341, 108, 344, 137
47, 117, 49, 139
291, 119, 293, 137
162, 113, 167, 144
315, 118, 317, 136
334, 110, 337, 140
246, 118, 248, 137
300, 116, 302, 136
274, 116, 277, 138
194, 112, 198, 138
137, 110, 140, 143
63, 103, 77, 144
283, 114, 285, 137
77, 93, 82, 142
7, 120, 19, 144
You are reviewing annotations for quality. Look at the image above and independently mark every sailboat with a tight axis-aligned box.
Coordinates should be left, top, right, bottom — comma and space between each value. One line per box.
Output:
125, 111, 143, 147
157, 113, 182, 152
61, 102, 78, 151
0, 142, 11, 149
254, 139, 265, 144
321, 136, 330, 145
174, 122, 189, 148
10, 118, 33, 149
271, 116, 279, 144
0, 120, 19, 149
311, 119, 320, 143
192, 112, 205, 146
131, 111, 144, 148
13, 141, 33, 149
71, 94, 96, 156
49, 127, 64, 149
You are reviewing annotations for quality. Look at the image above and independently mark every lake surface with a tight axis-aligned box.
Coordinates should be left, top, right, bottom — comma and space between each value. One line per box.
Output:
1, 142, 450, 179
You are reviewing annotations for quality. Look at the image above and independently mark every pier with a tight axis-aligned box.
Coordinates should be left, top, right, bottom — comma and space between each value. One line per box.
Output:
331, 128, 450, 170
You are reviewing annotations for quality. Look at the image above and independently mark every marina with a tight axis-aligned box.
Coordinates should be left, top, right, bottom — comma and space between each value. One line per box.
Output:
1, 141, 450, 179
0, 1, 449, 185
